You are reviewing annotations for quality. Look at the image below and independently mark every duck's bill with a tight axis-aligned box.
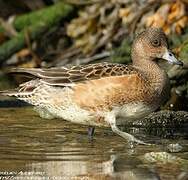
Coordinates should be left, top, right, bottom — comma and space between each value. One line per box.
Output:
162, 50, 183, 66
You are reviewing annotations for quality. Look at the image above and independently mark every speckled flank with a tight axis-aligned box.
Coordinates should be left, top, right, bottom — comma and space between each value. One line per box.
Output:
72, 74, 147, 111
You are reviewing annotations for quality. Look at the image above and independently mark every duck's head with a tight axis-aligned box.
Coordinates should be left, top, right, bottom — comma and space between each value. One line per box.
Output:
131, 27, 183, 66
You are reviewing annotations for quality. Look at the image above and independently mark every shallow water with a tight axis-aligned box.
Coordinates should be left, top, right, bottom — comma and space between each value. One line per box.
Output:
0, 106, 187, 180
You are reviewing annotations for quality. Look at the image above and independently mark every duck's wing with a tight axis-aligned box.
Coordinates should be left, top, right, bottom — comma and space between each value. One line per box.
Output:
9, 63, 136, 86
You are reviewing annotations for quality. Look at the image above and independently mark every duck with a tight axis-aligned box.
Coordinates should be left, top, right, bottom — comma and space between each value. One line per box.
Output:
0, 27, 183, 144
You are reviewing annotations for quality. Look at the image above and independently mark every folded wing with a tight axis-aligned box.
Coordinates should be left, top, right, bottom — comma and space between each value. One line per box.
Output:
9, 63, 136, 86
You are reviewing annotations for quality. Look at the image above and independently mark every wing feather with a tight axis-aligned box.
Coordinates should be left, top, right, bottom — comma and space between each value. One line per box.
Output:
9, 63, 136, 86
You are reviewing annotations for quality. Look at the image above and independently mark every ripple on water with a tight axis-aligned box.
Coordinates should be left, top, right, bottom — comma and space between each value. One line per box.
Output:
0, 107, 187, 179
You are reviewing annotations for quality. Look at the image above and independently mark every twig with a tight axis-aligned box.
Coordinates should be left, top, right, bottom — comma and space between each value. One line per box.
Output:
129, 0, 161, 36
24, 29, 41, 67
0, 17, 17, 37
64, 0, 104, 5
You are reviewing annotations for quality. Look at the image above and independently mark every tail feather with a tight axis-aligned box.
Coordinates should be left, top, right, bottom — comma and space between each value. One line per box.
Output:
0, 88, 39, 107
0, 79, 40, 98
0, 89, 19, 96
0, 88, 28, 97
0, 79, 49, 107
7, 68, 37, 78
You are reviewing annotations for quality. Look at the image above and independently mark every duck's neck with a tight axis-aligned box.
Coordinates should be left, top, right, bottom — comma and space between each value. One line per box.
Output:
133, 56, 170, 105
132, 56, 168, 85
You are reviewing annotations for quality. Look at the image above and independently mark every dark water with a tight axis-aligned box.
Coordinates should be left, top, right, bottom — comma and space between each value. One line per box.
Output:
0, 106, 188, 180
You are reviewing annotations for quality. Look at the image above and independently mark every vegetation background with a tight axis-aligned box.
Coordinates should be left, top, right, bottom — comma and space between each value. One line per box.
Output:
0, 0, 187, 111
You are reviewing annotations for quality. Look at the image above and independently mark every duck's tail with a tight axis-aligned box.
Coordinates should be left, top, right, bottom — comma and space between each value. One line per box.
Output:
0, 89, 33, 108
0, 80, 42, 107
0, 89, 20, 97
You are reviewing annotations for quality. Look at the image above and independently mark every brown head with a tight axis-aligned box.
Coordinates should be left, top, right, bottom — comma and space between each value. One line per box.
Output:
131, 27, 183, 66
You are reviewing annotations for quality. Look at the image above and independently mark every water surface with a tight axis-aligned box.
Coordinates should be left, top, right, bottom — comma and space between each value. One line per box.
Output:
0, 107, 187, 180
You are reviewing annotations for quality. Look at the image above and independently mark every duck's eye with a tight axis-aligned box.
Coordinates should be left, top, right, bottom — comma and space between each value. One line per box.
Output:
152, 39, 160, 47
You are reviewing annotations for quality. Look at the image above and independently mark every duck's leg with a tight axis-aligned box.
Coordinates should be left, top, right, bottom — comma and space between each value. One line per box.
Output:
110, 123, 148, 145
88, 126, 95, 140
105, 112, 147, 145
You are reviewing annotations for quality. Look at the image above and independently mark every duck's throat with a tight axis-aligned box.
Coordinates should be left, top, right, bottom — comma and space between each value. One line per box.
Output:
134, 58, 170, 105
133, 57, 166, 83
